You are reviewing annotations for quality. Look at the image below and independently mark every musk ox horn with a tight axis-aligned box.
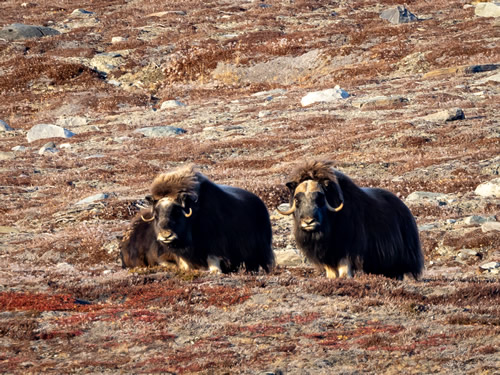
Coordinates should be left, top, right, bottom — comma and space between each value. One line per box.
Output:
141, 213, 155, 222
277, 201, 296, 215
183, 207, 193, 218
326, 200, 343, 212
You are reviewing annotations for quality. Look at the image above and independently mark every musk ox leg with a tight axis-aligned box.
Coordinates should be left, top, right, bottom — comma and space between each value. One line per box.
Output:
337, 258, 353, 278
178, 257, 191, 271
324, 265, 339, 279
207, 255, 222, 274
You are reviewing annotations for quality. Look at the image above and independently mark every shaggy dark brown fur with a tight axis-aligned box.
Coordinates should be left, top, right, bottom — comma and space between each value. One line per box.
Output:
150, 164, 200, 201
289, 160, 338, 185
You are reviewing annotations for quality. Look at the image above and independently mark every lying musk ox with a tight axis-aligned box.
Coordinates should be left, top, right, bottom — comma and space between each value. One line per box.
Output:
278, 161, 423, 280
120, 165, 274, 273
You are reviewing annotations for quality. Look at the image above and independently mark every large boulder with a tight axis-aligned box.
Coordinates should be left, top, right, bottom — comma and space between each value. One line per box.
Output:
0, 23, 60, 41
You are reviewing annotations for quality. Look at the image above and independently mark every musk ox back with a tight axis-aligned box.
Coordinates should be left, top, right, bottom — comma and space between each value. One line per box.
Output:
278, 160, 423, 280
120, 165, 274, 273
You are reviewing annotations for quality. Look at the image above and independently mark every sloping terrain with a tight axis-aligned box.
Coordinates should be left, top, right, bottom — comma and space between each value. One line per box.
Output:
0, 0, 499, 373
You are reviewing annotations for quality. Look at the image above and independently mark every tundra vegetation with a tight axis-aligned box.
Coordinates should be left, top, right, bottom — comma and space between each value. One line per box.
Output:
0, 0, 499, 373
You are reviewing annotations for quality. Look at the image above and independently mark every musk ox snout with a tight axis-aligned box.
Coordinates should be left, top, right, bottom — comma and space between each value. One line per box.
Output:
300, 216, 320, 231
157, 229, 177, 244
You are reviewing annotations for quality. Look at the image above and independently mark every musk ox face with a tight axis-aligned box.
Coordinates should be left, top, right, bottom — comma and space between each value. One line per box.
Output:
279, 179, 344, 232
142, 194, 195, 247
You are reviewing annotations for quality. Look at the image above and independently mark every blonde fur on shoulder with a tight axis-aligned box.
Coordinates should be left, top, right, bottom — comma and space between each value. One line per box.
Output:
151, 164, 200, 200
289, 160, 338, 184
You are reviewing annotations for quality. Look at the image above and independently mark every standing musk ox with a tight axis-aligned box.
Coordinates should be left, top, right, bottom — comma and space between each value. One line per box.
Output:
278, 161, 423, 280
120, 165, 275, 273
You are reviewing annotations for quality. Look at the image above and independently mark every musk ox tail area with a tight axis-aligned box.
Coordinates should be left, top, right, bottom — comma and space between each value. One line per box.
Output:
120, 209, 177, 268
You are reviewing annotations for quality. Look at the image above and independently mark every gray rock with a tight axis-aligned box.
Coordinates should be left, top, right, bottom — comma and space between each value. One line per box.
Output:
464, 215, 496, 225
258, 110, 272, 118
275, 249, 305, 267
251, 89, 287, 97
406, 191, 452, 204
380, 5, 418, 24
480, 261, 500, 270
353, 95, 409, 109
475, 178, 500, 198
12, 146, 26, 152
482, 222, 500, 233
160, 100, 186, 110
300, 86, 349, 107
0, 152, 15, 160
458, 249, 479, 259
76, 193, 110, 205
27, 124, 75, 143
90, 52, 125, 75
475, 2, 500, 18
0, 120, 13, 131
474, 71, 500, 85
71, 9, 96, 17
0, 23, 60, 41
134, 126, 186, 137
111, 36, 127, 44
0, 226, 20, 234
421, 108, 465, 122
38, 142, 58, 155
56, 116, 89, 128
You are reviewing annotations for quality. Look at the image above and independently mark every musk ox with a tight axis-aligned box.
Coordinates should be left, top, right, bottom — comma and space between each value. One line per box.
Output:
278, 161, 423, 280
120, 165, 274, 273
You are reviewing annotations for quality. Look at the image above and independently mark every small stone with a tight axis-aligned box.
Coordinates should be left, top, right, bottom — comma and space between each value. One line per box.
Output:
480, 261, 500, 270
0, 152, 15, 160
0, 120, 13, 131
458, 249, 479, 258
421, 108, 465, 122
134, 126, 186, 137
300, 86, 349, 107
353, 95, 409, 109
111, 36, 127, 44
160, 100, 186, 110
27, 124, 75, 143
90, 52, 125, 75
56, 116, 89, 128
380, 5, 418, 24
475, 2, 500, 18
76, 193, 110, 205
38, 141, 58, 155
258, 110, 272, 118
275, 249, 305, 267
418, 223, 439, 231
0, 23, 60, 41
71, 9, 96, 17
406, 191, 452, 204
482, 222, 500, 233
475, 71, 500, 85
423, 64, 499, 79
59, 143, 71, 149
12, 146, 26, 152
475, 178, 500, 198
0, 226, 20, 234
464, 215, 496, 225
251, 89, 287, 97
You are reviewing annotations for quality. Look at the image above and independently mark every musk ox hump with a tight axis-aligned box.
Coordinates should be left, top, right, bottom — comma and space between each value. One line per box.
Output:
151, 164, 199, 200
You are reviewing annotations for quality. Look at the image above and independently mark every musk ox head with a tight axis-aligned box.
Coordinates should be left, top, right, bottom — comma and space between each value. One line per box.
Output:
278, 161, 344, 232
141, 165, 200, 247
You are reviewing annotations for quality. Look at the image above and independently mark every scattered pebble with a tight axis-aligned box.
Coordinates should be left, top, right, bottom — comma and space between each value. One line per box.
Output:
480, 261, 500, 271
481, 222, 500, 233
160, 100, 186, 110
76, 193, 110, 205
421, 108, 465, 122
475, 2, 500, 18
111, 36, 127, 44
11, 146, 26, 152
300, 86, 349, 107
380, 5, 418, 24
0, 120, 13, 131
38, 141, 58, 155
134, 126, 186, 137
474, 178, 500, 198
27, 124, 75, 143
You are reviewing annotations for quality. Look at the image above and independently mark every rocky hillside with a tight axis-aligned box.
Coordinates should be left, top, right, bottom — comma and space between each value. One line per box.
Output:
1, 0, 499, 373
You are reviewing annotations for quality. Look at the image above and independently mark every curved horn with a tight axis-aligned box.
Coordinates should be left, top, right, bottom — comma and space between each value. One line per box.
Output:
326, 200, 343, 212
277, 201, 296, 215
183, 207, 193, 218
141, 213, 155, 222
